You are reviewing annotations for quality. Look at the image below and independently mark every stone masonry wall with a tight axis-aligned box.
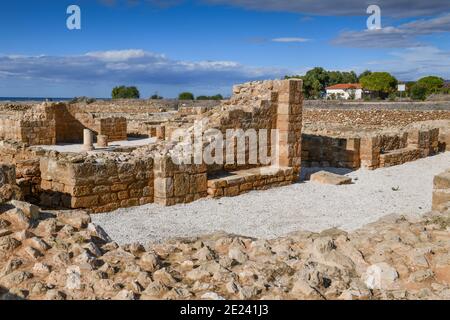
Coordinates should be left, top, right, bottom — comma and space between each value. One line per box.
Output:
153, 155, 207, 206
0, 103, 127, 145
39, 154, 154, 213
302, 127, 440, 170
360, 128, 439, 170
302, 135, 361, 169
0, 104, 56, 145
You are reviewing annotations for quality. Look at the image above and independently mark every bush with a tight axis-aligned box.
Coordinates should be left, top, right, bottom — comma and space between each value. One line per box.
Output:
410, 84, 428, 101
416, 76, 444, 95
196, 94, 223, 101
150, 93, 163, 100
112, 86, 140, 99
178, 92, 195, 100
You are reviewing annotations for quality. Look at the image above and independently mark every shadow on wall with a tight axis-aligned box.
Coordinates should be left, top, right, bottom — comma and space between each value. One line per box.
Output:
54, 104, 96, 143
40, 190, 73, 210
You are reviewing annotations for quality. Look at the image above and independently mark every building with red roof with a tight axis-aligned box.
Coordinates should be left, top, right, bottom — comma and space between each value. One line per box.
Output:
325, 83, 363, 100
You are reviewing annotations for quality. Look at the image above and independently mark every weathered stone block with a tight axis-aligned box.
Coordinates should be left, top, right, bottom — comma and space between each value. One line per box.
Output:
310, 171, 352, 185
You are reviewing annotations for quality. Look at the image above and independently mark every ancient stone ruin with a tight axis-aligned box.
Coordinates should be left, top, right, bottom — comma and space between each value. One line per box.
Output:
1, 79, 450, 213
1, 78, 450, 300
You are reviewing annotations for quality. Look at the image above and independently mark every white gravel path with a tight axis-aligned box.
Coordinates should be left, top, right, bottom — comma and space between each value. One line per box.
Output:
92, 152, 450, 245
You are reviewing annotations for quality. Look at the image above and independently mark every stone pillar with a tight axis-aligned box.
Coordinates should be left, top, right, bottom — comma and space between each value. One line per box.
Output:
360, 136, 381, 170
274, 79, 303, 177
97, 135, 108, 148
156, 126, 166, 140
82, 129, 94, 151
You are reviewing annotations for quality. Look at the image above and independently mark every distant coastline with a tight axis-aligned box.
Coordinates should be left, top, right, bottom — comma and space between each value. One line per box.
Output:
0, 97, 110, 102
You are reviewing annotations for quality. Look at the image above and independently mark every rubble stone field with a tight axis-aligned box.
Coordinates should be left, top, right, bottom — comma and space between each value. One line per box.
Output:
1, 79, 450, 300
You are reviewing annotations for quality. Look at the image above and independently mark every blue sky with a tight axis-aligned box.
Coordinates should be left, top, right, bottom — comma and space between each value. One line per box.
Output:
0, 0, 449, 98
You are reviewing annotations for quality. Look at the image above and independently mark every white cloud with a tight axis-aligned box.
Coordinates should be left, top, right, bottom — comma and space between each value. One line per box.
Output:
364, 46, 450, 80
333, 13, 450, 48
86, 49, 150, 61
0, 50, 288, 86
271, 37, 310, 43
200, 0, 450, 18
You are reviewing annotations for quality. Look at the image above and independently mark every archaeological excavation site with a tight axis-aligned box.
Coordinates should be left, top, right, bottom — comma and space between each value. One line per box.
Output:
1, 79, 450, 301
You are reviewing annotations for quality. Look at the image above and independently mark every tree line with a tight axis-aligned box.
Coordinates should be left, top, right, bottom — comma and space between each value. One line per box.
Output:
285, 67, 448, 100
110, 86, 223, 101
109, 73, 447, 101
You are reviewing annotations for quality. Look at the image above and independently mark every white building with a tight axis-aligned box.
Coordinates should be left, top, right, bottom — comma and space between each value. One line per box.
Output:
325, 83, 363, 100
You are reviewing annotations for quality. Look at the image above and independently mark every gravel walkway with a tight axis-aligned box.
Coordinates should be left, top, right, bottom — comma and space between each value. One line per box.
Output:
92, 152, 450, 245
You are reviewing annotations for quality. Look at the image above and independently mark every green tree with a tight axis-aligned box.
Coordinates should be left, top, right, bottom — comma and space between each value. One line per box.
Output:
416, 76, 445, 95
410, 83, 428, 101
328, 71, 358, 86
358, 70, 372, 81
178, 92, 195, 100
287, 68, 359, 99
360, 72, 398, 99
111, 86, 140, 99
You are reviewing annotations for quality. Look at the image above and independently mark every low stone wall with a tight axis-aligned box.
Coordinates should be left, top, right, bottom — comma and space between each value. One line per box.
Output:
379, 147, 422, 168
302, 127, 440, 170
433, 169, 450, 212
304, 100, 450, 111
361, 128, 439, 169
39, 154, 154, 213
303, 108, 450, 127
207, 166, 294, 198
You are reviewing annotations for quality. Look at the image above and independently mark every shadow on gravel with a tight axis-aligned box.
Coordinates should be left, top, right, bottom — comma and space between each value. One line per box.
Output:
299, 167, 354, 182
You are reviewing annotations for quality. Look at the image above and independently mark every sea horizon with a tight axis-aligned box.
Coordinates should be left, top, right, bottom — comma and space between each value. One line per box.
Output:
0, 97, 112, 102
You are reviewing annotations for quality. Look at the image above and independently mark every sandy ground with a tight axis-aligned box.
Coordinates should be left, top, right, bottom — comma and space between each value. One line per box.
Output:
37, 137, 156, 153
92, 152, 450, 245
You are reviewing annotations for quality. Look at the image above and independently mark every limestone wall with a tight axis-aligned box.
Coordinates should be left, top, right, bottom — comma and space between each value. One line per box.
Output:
0, 105, 56, 145
39, 154, 154, 213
